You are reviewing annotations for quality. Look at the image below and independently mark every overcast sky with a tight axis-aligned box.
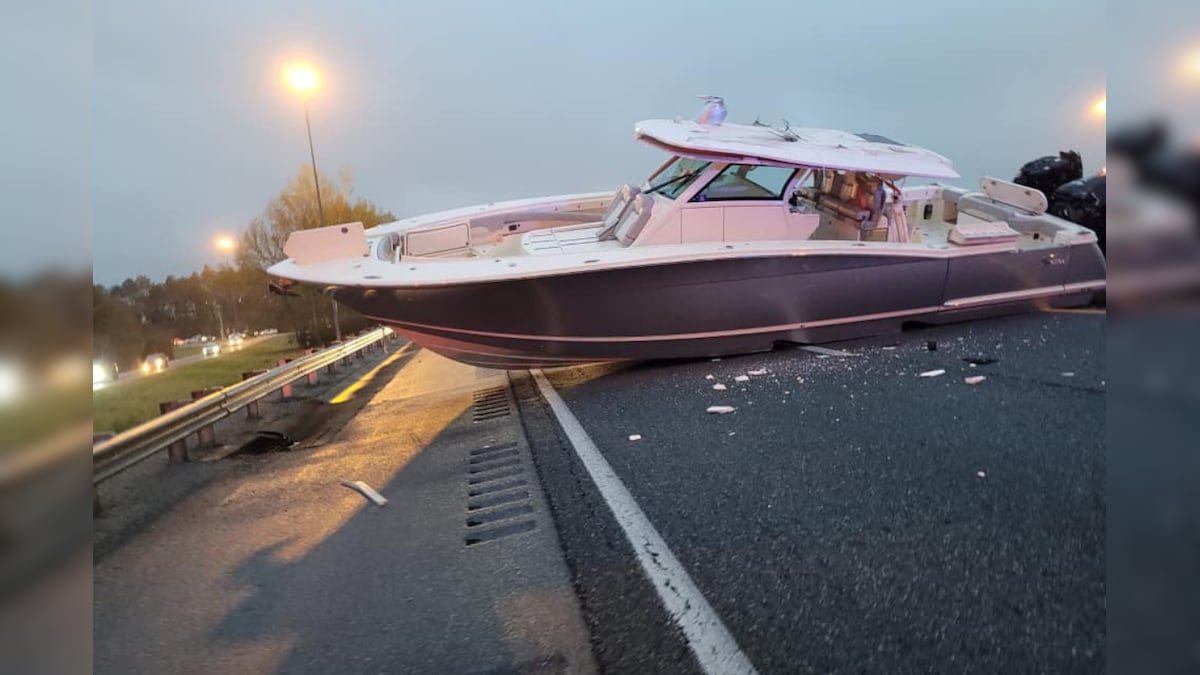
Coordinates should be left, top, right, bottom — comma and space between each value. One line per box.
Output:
6, 0, 1106, 285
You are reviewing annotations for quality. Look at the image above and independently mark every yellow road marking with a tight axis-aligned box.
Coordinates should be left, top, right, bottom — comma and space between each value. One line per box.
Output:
328, 343, 411, 404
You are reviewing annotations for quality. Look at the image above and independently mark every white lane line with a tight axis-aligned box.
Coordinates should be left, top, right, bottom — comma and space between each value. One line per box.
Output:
531, 370, 760, 675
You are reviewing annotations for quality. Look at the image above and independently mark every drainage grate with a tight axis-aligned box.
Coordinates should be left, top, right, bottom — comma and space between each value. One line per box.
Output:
463, 439, 537, 546
464, 519, 536, 546
471, 387, 512, 422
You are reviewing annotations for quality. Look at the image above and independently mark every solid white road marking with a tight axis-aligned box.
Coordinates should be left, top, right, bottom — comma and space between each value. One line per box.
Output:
532, 370, 759, 675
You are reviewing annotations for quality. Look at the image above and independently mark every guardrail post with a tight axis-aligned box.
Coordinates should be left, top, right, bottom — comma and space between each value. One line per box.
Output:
158, 400, 191, 462
305, 348, 319, 385
242, 370, 268, 419
190, 387, 223, 446
279, 359, 293, 398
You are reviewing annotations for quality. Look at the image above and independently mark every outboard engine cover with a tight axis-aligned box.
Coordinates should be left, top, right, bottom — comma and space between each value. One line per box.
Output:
1014, 150, 1083, 197
1048, 175, 1106, 251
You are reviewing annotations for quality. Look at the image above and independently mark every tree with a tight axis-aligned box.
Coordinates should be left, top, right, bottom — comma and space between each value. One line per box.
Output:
238, 165, 396, 272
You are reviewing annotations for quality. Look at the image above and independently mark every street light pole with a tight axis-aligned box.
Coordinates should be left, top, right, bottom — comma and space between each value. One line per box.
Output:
305, 104, 342, 342
303, 102, 326, 228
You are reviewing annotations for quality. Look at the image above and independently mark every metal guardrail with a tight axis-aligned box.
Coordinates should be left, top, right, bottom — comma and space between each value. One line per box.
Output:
92, 327, 392, 484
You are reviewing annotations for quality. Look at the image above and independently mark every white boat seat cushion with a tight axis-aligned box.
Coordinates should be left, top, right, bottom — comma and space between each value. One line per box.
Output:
948, 221, 1020, 245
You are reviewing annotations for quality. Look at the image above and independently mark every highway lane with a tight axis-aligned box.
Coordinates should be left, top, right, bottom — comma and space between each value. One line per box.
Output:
521, 311, 1105, 674
102, 334, 278, 385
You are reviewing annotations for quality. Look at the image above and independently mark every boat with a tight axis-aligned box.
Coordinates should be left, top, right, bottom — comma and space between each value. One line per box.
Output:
268, 101, 1106, 369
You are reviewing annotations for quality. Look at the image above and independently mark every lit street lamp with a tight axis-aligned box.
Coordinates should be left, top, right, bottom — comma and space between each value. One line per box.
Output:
282, 63, 326, 228
282, 61, 340, 341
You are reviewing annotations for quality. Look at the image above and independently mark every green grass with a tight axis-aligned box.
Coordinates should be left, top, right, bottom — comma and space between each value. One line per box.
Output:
93, 335, 304, 433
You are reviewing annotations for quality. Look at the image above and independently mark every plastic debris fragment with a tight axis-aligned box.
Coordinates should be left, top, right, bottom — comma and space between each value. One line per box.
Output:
712, 383, 727, 391
747, 368, 768, 376
881, 346, 897, 351
976, 470, 987, 479
919, 369, 946, 378
1061, 372, 1075, 377
629, 434, 642, 441
734, 375, 749, 382
705, 374, 715, 380
964, 375, 987, 385
339, 479, 388, 506
706, 405, 736, 414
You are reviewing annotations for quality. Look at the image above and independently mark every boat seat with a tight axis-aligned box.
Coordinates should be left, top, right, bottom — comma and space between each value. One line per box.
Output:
521, 225, 607, 255
614, 194, 655, 246
596, 184, 641, 240
948, 220, 1020, 245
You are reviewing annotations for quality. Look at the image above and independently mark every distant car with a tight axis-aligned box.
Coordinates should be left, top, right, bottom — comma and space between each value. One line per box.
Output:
93, 360, 118, 384
202, 342, 221, 357
228, 333, 245, 347
141, 353, 169, 373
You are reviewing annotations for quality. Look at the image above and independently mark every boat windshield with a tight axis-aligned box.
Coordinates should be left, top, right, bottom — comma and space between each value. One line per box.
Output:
644, 157, 711, 200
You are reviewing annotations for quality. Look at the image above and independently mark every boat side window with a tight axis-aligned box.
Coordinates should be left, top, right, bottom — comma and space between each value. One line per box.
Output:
691, 164, 796, 202
647, 158, 712, 200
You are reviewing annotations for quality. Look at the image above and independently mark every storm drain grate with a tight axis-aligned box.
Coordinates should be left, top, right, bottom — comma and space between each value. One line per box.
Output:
464, 520, 536, 546
463, 440, 537, 546
471, 387, 512, 422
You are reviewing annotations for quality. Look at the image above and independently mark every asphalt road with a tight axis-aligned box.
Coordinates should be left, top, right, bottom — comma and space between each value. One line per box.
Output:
520, 310, 1105, 674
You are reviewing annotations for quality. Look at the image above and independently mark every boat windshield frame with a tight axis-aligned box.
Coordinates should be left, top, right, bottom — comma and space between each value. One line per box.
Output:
643, 157, 712, 200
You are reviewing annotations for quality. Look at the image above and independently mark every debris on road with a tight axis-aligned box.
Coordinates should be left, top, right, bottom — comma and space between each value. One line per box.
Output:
927, 341, 938, 351
964, 375, 987, 385
706, 405, 736, 414
919, 369, 946, 378
800, 345, 858, 357
976, 471, 987, 479
711, 357, 721, 362
705, 374, 715, 380
963, 357, 999, 366
1061, 371, 1075, 377
747, 368, 768, 376
628, 434, 642, 441
881, 345, 897, 351
338, 479, 388, 506
734, 375, 750, 382
712, 383, 727, 391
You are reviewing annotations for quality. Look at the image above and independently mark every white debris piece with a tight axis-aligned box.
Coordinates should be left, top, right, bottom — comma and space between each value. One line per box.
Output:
706, 405, 736, 414
918, 369, 946, 378
712, 383, 727, 391
976, 470, 987, 479
705, 374, 715, 380
734, 375, 750, 382
628, 434, 642, 441
964, 375, 987, 385
711, 357, 722, 362
339, 479, 388, 506
1061, 372, 1075, 377
747, 368, 768, 376
881, 346, 897, 351
801, 345, 857, 357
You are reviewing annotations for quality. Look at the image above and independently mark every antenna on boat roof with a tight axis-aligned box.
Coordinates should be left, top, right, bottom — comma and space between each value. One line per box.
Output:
755, 117, 800, 142
696, 95, 726, 126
